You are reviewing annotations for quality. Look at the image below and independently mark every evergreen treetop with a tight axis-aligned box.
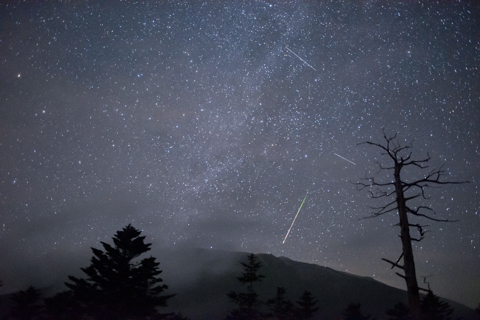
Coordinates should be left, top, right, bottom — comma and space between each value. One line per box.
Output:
226, 253, 266, 320
66, 224, 174, 320
295, 290, 319, 320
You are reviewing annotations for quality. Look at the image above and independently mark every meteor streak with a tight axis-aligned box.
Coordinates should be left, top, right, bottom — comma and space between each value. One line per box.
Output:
333, 153, 356, 165
283, 192, 308, 244
285, 47, 317, 71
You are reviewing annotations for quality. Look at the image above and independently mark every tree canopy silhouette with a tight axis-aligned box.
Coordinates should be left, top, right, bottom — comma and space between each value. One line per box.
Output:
266, 287, 294, 319
421, 291, 454, 320
342, 302, 371, 320
43, 290, 80, 320
65, 224, 174, 320
226, 253, 266, 320
295, 290, 319, 320
356, 130, 468, 320
385, 302, 412, 320
9, 286, 43, 320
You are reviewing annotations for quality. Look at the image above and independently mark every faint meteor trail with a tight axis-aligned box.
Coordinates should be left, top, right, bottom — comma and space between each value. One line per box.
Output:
333, 153, 356, 165
283, 192, 308, 244
285, 47, 317, 71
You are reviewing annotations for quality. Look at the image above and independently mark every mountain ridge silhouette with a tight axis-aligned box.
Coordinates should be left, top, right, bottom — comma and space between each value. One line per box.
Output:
159, 248, 476, 320
0, 248, 475, 320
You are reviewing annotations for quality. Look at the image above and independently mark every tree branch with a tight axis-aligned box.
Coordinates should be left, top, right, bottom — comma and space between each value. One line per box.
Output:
406, 206, 459, 222
357, 130, 468, 318
404, 164, 470, 189
357, 132, 468, 225
382, 257, 404, 270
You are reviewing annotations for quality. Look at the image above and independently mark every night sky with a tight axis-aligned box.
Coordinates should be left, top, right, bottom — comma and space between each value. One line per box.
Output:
1, 1, 479, 309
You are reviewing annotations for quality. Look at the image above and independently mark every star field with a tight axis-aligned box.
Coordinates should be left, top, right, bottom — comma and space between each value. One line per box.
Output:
0, 1, 479, 308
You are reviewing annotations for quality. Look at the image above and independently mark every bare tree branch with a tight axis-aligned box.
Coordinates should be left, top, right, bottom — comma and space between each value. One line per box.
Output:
382, 258, 404, 270
420, 275, 434, 292
395, 272, 406, 279
389, 253, 405, 270
406, 206, 459, 222
356, 130, 468, 318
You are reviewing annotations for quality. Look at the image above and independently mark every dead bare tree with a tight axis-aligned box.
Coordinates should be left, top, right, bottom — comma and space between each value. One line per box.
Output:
355, 130, 468, 320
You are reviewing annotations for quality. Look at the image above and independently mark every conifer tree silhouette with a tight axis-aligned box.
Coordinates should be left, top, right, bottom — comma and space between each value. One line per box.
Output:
66, 224, 174, 320
420, 291, 454, 320
9, 286, 43, 320
385, 302, 412, 320
226, 253, 265, 320
342, 302, 371, 320
266, 287, 294, 319
43, 290, 80, 320
295, 290, 319, 320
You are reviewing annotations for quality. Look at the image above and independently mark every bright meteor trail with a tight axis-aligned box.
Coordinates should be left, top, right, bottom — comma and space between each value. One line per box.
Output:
283, 192, 308, 244
333, 153, 356, 165
285, 47, 317, 71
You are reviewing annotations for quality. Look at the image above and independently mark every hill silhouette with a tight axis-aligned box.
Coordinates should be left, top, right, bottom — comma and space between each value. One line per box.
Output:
158, 248, 475, 320
0, 248, 475, 319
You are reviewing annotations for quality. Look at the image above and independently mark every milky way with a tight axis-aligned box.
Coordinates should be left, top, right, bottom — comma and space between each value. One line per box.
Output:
0, 1, 479, 308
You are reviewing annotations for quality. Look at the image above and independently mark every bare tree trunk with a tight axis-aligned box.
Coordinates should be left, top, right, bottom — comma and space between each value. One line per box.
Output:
356, 131, 468, 320
394, 166, 421, 319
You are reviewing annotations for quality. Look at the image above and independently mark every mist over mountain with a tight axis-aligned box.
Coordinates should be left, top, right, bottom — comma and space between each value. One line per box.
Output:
0, 247, 475, 319
158, 248, 476, 319
1, 1, 478, 315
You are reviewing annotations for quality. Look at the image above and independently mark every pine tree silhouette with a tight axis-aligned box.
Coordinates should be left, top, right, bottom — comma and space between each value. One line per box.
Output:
9, 286, 43, 320
66, 224, 174, 320
342, 302, 371, 320
385, 302, 412, 320
43, 290, 81, 320
420, 291, 454, 320
295, 290, 319, 320
266, 287, 294, 319
226, 253, 265, 320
